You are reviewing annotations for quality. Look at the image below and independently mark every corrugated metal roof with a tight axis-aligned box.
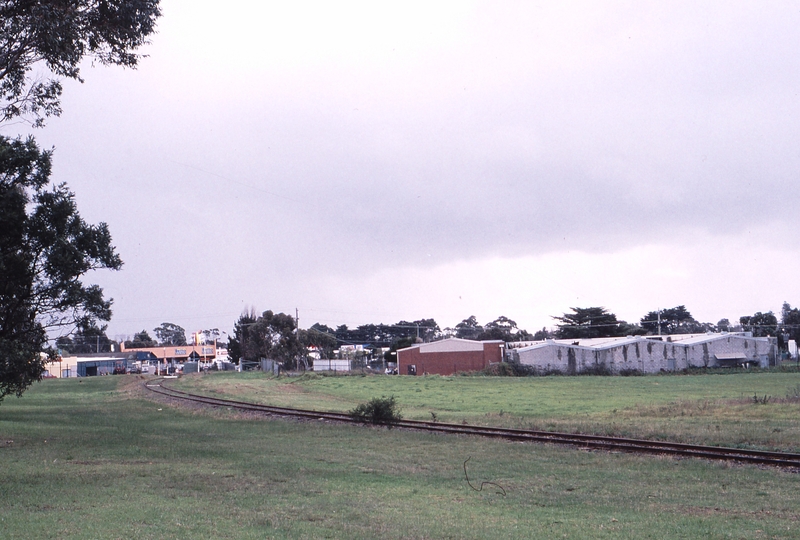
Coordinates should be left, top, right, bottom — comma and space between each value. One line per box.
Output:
516, 333, 768, 353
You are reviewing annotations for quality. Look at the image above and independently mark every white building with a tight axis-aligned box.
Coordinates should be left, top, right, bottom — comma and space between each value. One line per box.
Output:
514, 332, 776, 374
312, 358, 352, 372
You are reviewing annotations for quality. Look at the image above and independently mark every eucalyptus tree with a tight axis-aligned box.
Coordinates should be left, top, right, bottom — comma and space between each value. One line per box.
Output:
0, 1, 161, 401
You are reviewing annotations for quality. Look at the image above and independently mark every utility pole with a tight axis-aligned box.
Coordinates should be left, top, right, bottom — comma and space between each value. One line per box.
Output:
658, 309, 662, 336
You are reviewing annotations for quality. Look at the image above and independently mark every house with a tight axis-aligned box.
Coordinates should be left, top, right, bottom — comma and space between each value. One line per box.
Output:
513, 332, 776, 374
397, 338, 504, 376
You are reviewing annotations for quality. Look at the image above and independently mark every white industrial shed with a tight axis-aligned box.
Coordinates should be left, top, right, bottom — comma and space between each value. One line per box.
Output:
513, 332, 776, 374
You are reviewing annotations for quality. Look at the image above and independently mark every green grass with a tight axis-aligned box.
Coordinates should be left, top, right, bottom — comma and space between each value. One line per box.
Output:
174, 370, 800, 451
2, 375, 800, 539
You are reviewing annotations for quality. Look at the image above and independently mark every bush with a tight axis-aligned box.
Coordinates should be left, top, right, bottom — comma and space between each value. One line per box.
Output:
349, 396, 402, 426
482, 362, 539, 377
577, 363, 613, 376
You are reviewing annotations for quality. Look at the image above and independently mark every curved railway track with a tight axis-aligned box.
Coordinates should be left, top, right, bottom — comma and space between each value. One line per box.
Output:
145, 378, 800, 469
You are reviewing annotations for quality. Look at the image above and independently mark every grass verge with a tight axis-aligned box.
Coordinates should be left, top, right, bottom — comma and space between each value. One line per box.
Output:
174, 370, 800, 451
0, 376, 799, 539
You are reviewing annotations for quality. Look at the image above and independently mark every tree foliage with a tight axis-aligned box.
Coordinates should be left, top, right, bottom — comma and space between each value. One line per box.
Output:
331, 319, 440, 347
252, 311, 303, 368
200, 328, 219, 345
781, 302, 800, 347
553, 307, 637, 339
739, 311, 778, 338
478, 316, 533, 342
230, 310, 303, 369
640, 305, 707, 335
153, 322, 186, 346
0, 0, 161, 126
56, 320, 112, 354
300, 324, 337, 360
532, 327, 553, 340
0, 2, 160, 401
125, 330, 155, 349
455, 316, 483, 340
227, 308, 257, 365
0, 136, 121, 401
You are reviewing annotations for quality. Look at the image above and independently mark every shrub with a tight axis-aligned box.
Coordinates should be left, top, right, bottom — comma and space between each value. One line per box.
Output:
578, 363, 613, 376
349, 396, 402, 427
477, 362, 538, 377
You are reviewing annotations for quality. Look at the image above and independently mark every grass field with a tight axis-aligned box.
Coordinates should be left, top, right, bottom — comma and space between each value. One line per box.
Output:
1, 374, 799, 539
174, 369, 800, 452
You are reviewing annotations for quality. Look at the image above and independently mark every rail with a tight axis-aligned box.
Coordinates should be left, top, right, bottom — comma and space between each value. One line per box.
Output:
145, 378, 800, 469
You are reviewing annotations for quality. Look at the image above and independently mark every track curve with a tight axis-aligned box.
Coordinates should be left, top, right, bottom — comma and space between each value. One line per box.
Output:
145, 377, 800, 469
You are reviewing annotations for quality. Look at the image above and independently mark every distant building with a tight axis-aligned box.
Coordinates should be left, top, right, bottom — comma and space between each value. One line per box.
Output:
513, 332, 776, 374
44, 352, 139, 378
397, 338, 504, 376
120, 343, 217, 363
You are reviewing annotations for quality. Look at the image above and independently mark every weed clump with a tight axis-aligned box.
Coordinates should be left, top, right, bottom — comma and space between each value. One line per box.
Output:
349, 396, 402, 426
578, 363, 613, 376
481, 362, 539, 376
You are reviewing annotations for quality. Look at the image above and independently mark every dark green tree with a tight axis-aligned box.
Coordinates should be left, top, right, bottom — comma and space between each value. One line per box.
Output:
532, 327, 553, 340
250, 310, 303, 369
0, 0, 161, 126
56, 321, 113, 354
640, 306, 705, 335
739, 311, 778, 338
301, 324, 338, 360
329, 319, 439, 348
553, 307, 628, 339
228, 308, 257, 365
125, 330, 155, 349
455, 316, 483, 340
0, 136, 122, 401
780, 302, 800, 347
478, 316, 533, 342
1, 2, 161, 400
153, 322, 186, 346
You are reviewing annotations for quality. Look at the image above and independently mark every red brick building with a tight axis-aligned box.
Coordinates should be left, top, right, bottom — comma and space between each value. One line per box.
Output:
397, 338, 504, 376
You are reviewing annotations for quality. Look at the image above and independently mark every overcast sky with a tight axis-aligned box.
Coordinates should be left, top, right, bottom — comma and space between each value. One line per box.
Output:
7, 1, 800, 340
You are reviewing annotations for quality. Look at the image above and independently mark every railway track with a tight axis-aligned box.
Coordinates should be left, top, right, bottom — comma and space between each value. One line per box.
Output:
145, 378, 800, 469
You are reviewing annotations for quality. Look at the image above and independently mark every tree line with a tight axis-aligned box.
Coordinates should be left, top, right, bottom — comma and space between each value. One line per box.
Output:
551, 304, 800, 352
55, 323, 226, 354
226, 310, 546, 369
225, 303, 800, 370
55, 302, 800, 370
